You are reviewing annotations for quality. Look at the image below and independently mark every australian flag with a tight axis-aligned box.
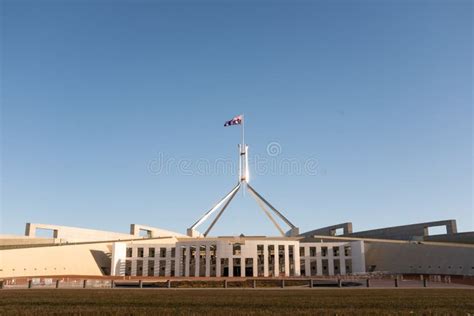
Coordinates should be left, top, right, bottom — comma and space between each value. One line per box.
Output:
224, 115, 243, 127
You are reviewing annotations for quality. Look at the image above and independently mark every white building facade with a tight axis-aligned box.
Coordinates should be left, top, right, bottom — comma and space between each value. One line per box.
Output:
111, 237, 366, 277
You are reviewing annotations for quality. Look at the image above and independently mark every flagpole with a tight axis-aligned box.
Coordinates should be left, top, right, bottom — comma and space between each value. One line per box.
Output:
242, 114, 245, 148
241, 114, 246, 195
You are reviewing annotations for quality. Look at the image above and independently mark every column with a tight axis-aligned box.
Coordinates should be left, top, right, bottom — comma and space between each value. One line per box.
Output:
216, 254, 221, 277
284, 245, 290, 277
305, 257, 311, 277
328, 248, 334, 276
294, 244, 301, 277
175, 253, 181, 277
165, 248, 171, 277
195, 245, 200, 277
339, 246, 346, 275
316, 246, 323, 275
263, 244, 269, 277
241, 257, 245, 277
253, 254, 258, 277
111, 242, 126, 276
154, 257, 160, 276
229, 257, 233, 277
274, 245, 279, 277
205, 245, 211, 277
142, 260, 148, 277
350, 241, 366, 273
131, 260, 137, 276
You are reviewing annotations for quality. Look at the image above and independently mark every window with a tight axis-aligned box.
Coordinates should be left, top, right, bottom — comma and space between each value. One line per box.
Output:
268, 245, 275, 276
148, 248, 155, 258
171, 247, 176, 258
321, 247, 328, 257
160, 247, 167, 258
233, 243, 241, 255
125, 260, 132, 276
310, 259, 317, 276
333, 259, 340, 274
137, 248, 144, 258
159, 260, 166, 277
268, 245, 275, 256
279, 245, 285, 274
148, 260, 154, 276
333, 246, 340, 257
278, 245, 284, 256
310, 247, 316, 257
170, 260, 175, 277
300, 259, 306, 275
126, 248, 133, 257
136, 260, 143, 276
210, 245, 217, 257
300, 247, 305, 256
345, 259, 352, 274
322, 259, 329, 276
344, 246, 351, 257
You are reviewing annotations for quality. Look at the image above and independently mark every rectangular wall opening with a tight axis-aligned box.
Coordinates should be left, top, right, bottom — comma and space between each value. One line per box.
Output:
35, 228, 58, 238
334, 228, 344, 236
427, 225, 447, 236
138, 229, 152, 238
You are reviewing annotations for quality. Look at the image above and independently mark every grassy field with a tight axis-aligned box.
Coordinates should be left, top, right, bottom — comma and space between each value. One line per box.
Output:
1, 289, 473, 315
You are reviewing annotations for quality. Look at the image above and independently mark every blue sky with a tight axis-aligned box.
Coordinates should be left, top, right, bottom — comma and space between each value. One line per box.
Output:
1, 0, 472, 236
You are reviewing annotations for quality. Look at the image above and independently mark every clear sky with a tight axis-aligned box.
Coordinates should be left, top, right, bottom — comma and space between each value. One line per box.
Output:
1, 0, 472, 236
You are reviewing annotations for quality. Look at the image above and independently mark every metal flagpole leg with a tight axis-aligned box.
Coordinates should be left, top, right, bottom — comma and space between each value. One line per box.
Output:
204, 186, 241, 236
187, 183, 241, 236
247, 186, 285, 236
246, 183, 297, 230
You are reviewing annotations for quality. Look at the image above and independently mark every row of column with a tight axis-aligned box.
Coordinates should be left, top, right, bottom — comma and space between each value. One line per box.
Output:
181, 244, 217, 277
178, 243, 300, 277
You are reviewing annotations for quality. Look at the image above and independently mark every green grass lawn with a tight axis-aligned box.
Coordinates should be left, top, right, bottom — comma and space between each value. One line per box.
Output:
1, 289, 473, 315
